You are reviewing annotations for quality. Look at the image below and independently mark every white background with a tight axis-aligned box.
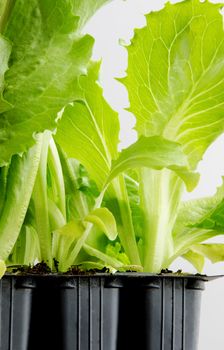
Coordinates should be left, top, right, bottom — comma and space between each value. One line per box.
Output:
85, 1, 224, 349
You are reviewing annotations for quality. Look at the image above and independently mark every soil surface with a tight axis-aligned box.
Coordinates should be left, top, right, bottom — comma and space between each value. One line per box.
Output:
9, 261, 110, 275
8, 263, 207, 277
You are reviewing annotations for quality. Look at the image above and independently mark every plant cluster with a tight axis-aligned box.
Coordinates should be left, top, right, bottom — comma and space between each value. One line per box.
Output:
0, 0, 224, 276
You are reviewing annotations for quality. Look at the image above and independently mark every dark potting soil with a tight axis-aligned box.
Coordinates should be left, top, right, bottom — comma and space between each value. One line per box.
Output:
11, 261, 51, 274
7, 260, 207, 278
8, 261, 111, 276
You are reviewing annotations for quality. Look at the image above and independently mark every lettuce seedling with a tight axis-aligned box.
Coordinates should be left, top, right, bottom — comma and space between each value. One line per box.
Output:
56, 0, 224, 273
0, 0, 110, 271
1, 0, 224, 274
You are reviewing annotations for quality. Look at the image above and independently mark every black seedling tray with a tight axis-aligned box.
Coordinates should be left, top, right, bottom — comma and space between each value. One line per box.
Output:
0, 273, 218, 350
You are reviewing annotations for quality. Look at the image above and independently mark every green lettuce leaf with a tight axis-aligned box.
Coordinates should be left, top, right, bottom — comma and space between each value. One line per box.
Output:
124, 174, 144, 240
0, 164, 9, 217
119, 0, 224, 272
7, 224, 40, 266
123, 0, 224, 169
56, 63, 197, 268
107, 135, 198, 190
0, 137, 42, 261
52, 219, 85, 271
52, 205, 118, 272
0, 0, 99, 166
191, 243, 224, 263
172, 180, 224, 259
182, 249, 205, 272
174, 179, 224, 236
0, 35, 11, 113
180, 243, 224, 272
56, 62, 120, 190
72, 0, 112, 31
85, 207, 117, 240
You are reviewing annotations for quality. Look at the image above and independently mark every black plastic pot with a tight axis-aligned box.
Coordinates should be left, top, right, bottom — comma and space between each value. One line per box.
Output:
1, 273, 210, 350
0, 275, 35, 350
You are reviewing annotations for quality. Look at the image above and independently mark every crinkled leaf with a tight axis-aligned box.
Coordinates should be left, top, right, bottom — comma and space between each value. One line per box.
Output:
72, 0, 112, 30
123, 0, 224, 169
55, 63, 119, 190
173, 227, 222, 262
0, 0, 96, 165
182, 249, 205, 272
174, 179, 224, 237
55, 63, 141, 266
105, 242, 130, 265
107, 135, 198, 191
85, 208, 117, 240
192, 243, 224, 263
195, 198, 224, 232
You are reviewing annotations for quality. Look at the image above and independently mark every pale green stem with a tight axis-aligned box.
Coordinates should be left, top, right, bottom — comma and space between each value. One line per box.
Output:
48, 198, 66, 230
61, 190, 105, 271
0, 0, 15, 33
61, 173, 141, 271
57, 147, 89, 219
112, 175, 141, 266
0, 165, 9, 217
139, 168, 183, 272
83, 243, 124, 269
32, 131, 52, 268
48, 138, 66, 219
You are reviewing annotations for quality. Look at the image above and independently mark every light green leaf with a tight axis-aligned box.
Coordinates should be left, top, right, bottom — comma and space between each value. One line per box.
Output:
172, 185, 224, 258
85, 207, 117, 240
0, 0, 16, 33
124, 174, 144, 239
105, 241, 130, 265
56, 62, 142, 266
123, 0, 224, 169
173, 227, 222, 260
0, 260, 6, 278
7, 225, 40, 266
174, 179, 224, 237
83, 243, 124, 269
52, 220, 85, 270
182, 249, 205, 272
56, 148, 97, 221
0, 137, 42, 261
56, 63, 119, 190
192, 243, 224, 263
107, 135, 198, 190
72, 0, 112, 30
0, 0, 95, 165
53, 220, 84, 240
0, 164, 9, 217
0, 35, 12, 113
